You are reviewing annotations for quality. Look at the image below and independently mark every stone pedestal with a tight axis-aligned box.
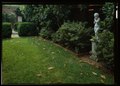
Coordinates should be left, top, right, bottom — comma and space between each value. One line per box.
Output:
90, 39, 98, 61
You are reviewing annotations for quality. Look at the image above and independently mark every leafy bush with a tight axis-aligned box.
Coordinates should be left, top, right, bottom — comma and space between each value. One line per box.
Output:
23, 5, 72, 32
40, 27, 54, 39
94, 30, 114, 70
2, 22, 12, 38
15, 8, 23, 16
100, 2, 114, 32
39, 20, 57, 39
23, 5, 89, 39
17, 22, 39, 36
52, 21, 93, 53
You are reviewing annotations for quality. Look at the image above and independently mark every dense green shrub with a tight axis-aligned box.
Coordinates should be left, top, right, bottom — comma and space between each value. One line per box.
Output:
15, 8, 23, 16
39, 20, 58, 39
23, 5, 72, 32
2, 22, 12, 38
94, 30, 114, 70
18, 22, 39, 36
23, 5, 89, 39
40, 27, 54, 39
52, 21, 93, 53
100, 2, 114, 32
14, 22, 37, 32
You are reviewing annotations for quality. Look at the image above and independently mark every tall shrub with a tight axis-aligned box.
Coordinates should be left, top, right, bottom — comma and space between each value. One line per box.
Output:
23, 5, 72, 32
95, 30, 114, 70
100, 2, 114, 32
17, 22, 39, 36
23, 5, 89, 39
2, 22, 12, 38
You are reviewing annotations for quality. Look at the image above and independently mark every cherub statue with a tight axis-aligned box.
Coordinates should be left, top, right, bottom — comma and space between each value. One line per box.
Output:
94, 13, 100, 40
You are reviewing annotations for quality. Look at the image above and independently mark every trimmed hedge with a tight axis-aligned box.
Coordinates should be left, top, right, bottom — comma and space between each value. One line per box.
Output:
2, 22, 12, 38
17, 22, 39, 36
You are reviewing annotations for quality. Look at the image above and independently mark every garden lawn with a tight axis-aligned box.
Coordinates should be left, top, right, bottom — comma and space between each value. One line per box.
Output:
2, 37, 114, 84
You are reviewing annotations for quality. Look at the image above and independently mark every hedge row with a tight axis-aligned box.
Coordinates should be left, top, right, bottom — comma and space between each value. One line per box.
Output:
16, 22, 39, 36
2, 22, 12, 38
2, 22, 39, 38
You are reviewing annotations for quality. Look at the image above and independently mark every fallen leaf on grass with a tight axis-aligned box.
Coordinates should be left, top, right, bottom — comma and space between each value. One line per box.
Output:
100, 74, 106, 79
36, 73, 42, 77
64, 49, 67, 51
68, 76, 73, 80
48, 67, 54, 70
51, 52, 55, 54
100, 79, 105, 83
80, 73, 83, 75
64, 64, 66, 67
43, 48, 46, 50
92, 72, 97, 75
79, 60, 82, 63
56, 80, 62, 83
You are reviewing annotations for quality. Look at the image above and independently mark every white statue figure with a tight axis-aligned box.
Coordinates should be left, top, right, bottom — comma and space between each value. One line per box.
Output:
90, 13, 100, 61
94, 13, 100, 40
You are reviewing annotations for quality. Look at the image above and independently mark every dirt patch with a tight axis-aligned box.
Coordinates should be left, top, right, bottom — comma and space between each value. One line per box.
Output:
78, 54, 114, 75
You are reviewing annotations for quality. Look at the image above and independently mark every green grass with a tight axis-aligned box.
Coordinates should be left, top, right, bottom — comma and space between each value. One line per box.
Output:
2, 37, 114, 84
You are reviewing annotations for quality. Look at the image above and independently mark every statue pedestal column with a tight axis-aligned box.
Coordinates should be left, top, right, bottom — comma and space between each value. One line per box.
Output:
90, 39, 98, 61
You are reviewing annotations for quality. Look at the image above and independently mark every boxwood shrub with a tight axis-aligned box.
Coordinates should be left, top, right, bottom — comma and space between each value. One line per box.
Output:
2, 22, 12, 38
17, 22, 39, 36
52, 21, 93, 53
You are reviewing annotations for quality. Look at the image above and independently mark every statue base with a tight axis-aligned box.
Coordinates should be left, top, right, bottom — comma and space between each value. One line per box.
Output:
90, 54, 98, 62
89, 39, 98, 62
